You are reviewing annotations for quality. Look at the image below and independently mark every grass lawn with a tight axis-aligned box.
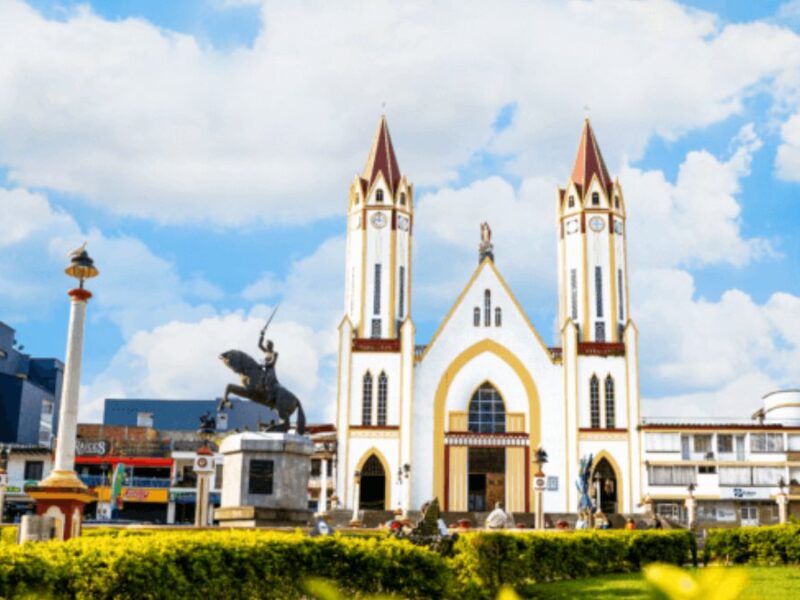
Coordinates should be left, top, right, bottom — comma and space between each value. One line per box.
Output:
522, 566, 800, 599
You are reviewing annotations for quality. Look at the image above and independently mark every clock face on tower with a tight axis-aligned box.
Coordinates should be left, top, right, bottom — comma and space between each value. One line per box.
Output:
370, 212, 387, 229
614, 220, 624, 235
565, 218, 579, 234
397, 215, 409, 231
589, 216, 605, 232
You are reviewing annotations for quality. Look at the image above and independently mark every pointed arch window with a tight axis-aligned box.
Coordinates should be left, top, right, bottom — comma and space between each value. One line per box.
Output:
495, 307, 502, 327
484, 289, 491, 326
605, 376, 615, 429
473, 307, 480, 327
376, 189, 384, 203
468, 382, 506, 433
592, 191, 600, 206
568, 195, 575, 209
400, 192, 406, 206
377, 372, 388, 426
362, 372, 373, 425
614, 195, 620, 209
590, 375, 600, 428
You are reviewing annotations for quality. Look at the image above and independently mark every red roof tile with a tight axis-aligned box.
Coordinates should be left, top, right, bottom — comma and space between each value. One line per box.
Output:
363, 115, 401, 194
570, 119, 612, 195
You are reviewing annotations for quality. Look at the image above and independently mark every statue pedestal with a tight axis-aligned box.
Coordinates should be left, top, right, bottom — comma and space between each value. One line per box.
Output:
215, 432, 313, 527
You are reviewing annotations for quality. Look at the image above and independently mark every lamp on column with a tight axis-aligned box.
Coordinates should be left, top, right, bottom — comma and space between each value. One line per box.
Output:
533, 447, 548, 530
27, 244, 99, 540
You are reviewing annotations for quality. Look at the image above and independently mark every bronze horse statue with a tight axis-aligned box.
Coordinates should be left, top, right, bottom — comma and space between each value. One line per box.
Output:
218, 349, 306, 435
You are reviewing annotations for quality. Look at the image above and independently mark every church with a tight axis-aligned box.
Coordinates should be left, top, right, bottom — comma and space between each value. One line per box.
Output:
335, 116, 642, 517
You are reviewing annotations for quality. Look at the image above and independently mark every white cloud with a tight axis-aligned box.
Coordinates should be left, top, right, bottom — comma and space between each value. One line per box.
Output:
0, 1, 799, 224
80, 309, 333, 422
776, 113, 800, 180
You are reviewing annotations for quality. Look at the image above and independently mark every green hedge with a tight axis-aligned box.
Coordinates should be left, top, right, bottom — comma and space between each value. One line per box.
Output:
449, 530, 697, 598
0, 530, 450, 599
705, 524, 800, 565
0, 529, 697, 599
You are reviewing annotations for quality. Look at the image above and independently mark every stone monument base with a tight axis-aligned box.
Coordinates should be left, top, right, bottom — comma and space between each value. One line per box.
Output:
215, 505, 312, 528
217, 431, 313, 528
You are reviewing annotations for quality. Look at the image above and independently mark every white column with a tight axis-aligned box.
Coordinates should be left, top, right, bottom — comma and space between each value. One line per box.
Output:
685, 496, 697, 527
167, 501, 176, 525
319, 458, 328, 515
777, 493, 789, 524
53, 293, 88, 476
403, 469, 412, 517
350, 474, 361, 525
195, 472, 212, 528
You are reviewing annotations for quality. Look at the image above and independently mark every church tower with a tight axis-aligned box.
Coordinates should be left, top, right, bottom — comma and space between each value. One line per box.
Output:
343, 115, 413, 339
336, 116, 416, 516
557, 119, 628, 343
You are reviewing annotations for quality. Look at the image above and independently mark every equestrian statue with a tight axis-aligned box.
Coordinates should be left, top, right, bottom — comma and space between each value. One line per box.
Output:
218, 306, 306, 435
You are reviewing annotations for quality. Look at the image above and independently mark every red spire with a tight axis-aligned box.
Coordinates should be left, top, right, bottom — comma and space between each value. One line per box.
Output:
362, 115, 401, 194
570, 119, 612, 194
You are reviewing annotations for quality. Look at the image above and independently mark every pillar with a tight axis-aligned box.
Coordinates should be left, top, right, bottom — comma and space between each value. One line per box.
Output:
403, 466, 412, 517
193, 447, 215, 528
685, 496, 697, 528
167, 501, 176, 525
27, 288, 96, 540
318, 458, 328, 516
777, 492, 789, 524
349, 471, 361, 526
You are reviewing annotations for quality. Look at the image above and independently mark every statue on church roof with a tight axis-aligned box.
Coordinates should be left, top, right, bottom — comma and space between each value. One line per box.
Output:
479, 221, 494, 263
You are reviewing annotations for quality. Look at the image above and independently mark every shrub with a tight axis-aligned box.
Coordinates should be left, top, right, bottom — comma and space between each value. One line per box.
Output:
0, 526, 17, 544
705, 524, 800, 565
449, 530, 696, 598
0, 530, 450, 599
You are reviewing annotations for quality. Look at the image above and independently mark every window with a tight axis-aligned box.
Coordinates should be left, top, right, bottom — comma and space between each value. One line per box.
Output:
614, 195, 620, 209
595, 321, 605, 342
398, 266, 405, 320
362, 372, 373, 425
719, 467, 751, 486
698, 465, 717, 474
618, 323, 624, 341
645, 432, 681, 452
751, 433, 784, 453
570, 269, 578, 320
468, 383, 506, 433
473, 307, 480, 327
484, 290, 491, 326
377, 372, 388, 426
648, 465, 697, 486
617, 269, 624, 321
375, 189, 384, 203
693, 435, 712, 454
214, 463, 223, 490
311, 459, 321, 477
399, 192, 406, 205
568, 195, 575, 208
592, 191, 600, 206
495, 307, 502, 327
717, 434, 734, 454
248, 459, 274, 495
24, 461, 44, 481
752, 467, 784, 486
656, 502, 682, 520
590, 375, 600, 428
371, 319, 381, 339
604, 376, 615, 428
373, 264, 382, 314
41, 400, 53, 415
137, 411, 154, 428
595, 266, 603, 317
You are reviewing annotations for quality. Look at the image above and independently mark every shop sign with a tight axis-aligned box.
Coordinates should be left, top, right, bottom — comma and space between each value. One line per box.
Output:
95, 486, 169, 503
76, 440, 108, 456
720, 487, 772, 500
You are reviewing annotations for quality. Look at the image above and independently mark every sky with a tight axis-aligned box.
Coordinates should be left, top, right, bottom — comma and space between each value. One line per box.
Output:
1, 0, 800, 424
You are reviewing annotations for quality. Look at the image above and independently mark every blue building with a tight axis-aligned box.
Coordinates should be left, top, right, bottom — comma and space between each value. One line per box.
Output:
0, 322, 63, 446
103, 398, 277, 432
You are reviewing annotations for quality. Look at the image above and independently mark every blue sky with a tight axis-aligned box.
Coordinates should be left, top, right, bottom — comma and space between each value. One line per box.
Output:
2, 0, 800, 422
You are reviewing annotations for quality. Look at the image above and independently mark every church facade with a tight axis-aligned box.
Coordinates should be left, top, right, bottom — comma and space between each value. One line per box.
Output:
335, 117, 642, 515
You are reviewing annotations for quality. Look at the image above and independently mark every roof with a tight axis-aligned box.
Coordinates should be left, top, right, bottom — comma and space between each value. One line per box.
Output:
570, 119, 613, 195
362, 115, 401, 194
103, 398, 278, 432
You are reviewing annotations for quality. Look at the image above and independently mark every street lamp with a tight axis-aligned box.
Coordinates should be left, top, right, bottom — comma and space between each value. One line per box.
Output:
27, 244, 99, 540
532, 447, 548, 530
194, 413, 217, 528
350, 470, 362, 527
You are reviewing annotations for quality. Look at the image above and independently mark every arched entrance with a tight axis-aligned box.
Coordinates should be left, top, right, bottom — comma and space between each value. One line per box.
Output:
359, 455, 386, 510
467, 383, 506, 511
592, 457, 618, 514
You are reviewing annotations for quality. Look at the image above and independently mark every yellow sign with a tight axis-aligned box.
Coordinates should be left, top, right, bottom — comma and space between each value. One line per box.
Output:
94, 486, 169, 503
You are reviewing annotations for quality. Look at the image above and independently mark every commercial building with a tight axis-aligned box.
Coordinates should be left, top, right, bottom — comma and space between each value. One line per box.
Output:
0, 322, 63, 445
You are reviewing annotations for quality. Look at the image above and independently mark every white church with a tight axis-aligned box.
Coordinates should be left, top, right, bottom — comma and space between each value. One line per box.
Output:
334, 116, 642, 517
